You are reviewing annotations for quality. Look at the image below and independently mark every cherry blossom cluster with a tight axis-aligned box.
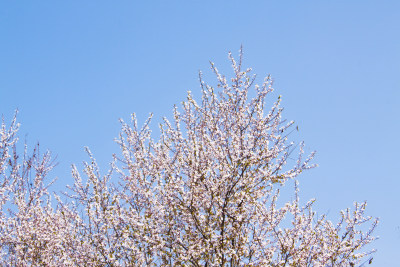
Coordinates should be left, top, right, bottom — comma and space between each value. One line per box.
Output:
0, 50, 377, 266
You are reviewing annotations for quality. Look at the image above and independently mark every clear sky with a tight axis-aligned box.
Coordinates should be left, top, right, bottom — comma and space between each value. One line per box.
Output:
1, 1, 399, 265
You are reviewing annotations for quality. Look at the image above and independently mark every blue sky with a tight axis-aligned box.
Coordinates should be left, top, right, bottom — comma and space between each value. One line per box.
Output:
1, 1, 399, 265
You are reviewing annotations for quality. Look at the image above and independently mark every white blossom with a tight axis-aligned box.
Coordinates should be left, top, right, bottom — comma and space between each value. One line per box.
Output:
0, 49, 377, 266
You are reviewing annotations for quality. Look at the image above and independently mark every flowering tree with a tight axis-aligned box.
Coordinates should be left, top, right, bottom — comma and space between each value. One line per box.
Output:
0, 50, 377, 266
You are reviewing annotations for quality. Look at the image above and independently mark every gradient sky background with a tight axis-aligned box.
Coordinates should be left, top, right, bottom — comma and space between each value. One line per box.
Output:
1, 1, 399, 265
